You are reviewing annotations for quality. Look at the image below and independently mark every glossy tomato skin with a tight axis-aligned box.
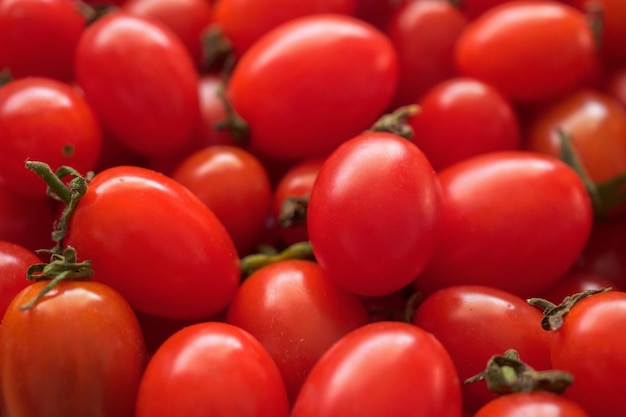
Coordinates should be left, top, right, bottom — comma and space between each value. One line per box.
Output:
549, 290, 626, 417
0, 77, 102, 198
75, 11, 200, 157
291, 321, 462, 417
0, 0, 86, 82
414, 151, 593, 298
308, 132, 442, 296
227, 14, 399, 161
135, 322, 290, 417
412, 285, 553, 413
0, 241, 40, 318
0, 281, 147, 417
408, 77, 521, 171
65, 166, 240, 320
474, 392, 591, 417
455, 0, 596, 102
226, 260, 369, 403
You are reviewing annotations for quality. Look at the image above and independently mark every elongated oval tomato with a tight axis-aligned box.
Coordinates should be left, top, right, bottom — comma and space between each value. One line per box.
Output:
65, 166, 240, 320
291, 321, 462, 417
75, 11, 200, 157
0, 281, 147, 417
227, 14, 399, 161
308, 132, 442, 296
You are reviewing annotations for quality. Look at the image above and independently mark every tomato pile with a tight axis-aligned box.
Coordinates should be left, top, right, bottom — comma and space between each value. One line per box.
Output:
1, 0, 626, 416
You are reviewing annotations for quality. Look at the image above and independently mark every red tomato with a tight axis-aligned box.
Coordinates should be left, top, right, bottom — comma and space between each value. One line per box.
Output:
227, 14, 399, 161
354, 0, 399, 30
195, 74, 241, 149
212, 0, 357, 56
414, 151, 593, 298
308, 132, 442, 296
226, 260, 369, 403
291, 321, 462, 417
135, 322, 290, 417
171, 145, 273, 256
0, 241, 40, 317
455, 0, 596, 101
65, 165, 240, 320
408, 77, 521, 170
0, 77, 102, 198
0, 0, 86, 82
539, 270, 621, 304
75, 11, 200, 157
547, 290, 626, 417
0, 280, 147, 417
604, 65, 626, 109
412, 285, 553, 413
386, 0, 468, 108
474, 392, 591, 417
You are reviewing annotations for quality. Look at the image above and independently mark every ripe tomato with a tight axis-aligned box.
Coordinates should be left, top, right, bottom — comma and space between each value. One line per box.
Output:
411, 285, 553, 413
0, 241, 40, 317
291, 321, 462, 417
0, 280, 147, 417
414, 151, 593, 298
75, 11, 200, 157
308, 131, 442, 296
455, 0, 596, 102
226, 260, 369, 403
539, 270, 621, 304
171, 145, 273, 256
0, 77, 102, 198
65, 165, 240, 320
195, 74, 240, 149
226, 14, 399, 161
0, 0, 86, 82
408, 77, 521, 170
474, 392, 591, 417
135, 322, 290, 417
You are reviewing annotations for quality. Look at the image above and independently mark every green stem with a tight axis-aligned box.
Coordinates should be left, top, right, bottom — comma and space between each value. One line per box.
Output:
365, 105, 420, 140
240, 241, 315, 279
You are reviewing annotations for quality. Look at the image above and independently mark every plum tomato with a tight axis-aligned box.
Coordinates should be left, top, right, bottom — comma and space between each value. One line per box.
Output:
0, 241, 40, 317
307, 131, 442, 296
474, 392, 591, 417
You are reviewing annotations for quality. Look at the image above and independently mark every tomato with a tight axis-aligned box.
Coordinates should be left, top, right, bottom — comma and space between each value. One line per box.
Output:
414, 151, 593, 298
386, 0, 468, 108
226, 14, 399, 161
455, 0, 596, 102
604, 65, 626, 109
539, 270, 621, 304
0, 280, 147, 417
226, 260, 369, 402
308, 131, 442, 296
408, 77, 521, 170
291, 321, 462, 417
0, 241, 40, 317
0, 77, 102, 198
75, 11, 200, 157
135, 322, 290, 417
0, 0, 86, 82
171, 145, 273, 256
411, 285, 553, 413
545, 290, 626, 417
65, 165, 240, 320
212, 0, 357, 56
474, 392, 591, 417
195, 74, 241, 149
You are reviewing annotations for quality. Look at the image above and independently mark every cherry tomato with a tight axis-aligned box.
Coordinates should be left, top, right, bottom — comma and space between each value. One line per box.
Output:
455, 0, 596, 101
414, 151, 593, 298
135, 322, 290, 417
0, 280, 147, 417
0, 241, 40, 317
412, 285, 553, 413
474, 392, 591, 417
0, 77, 102, 198
171, 145, 273, 256
75, 11, 200, 157
226, 260, 369, 403
195, 74, 240, 149
0, 0, 86, 82
291, 321, 462, 417
227, 14, 399, 161
308, 131, 442, 296
386, 0, 468, 108
408, 77, 521, 170
65, 165, 240, 320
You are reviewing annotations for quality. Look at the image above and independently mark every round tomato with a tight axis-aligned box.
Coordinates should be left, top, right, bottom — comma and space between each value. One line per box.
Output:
291, 321, 462, 417
226, 14, 399, 161
474, 392, 591, 417
455, 0, 596, 102
414, 151, 593, 298
0, 280, 147, 417
308, 131, 442, 296
135, 322, 290, 417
